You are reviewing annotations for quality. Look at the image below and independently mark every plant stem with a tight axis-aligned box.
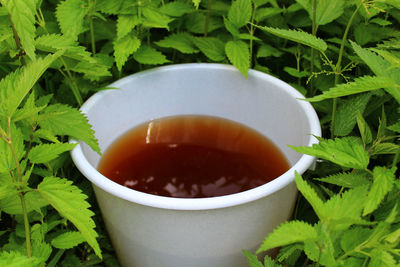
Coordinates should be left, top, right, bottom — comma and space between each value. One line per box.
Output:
204, 0, 212, 37
249, 4, 258, 66
59, 57, 83, 105
309, 0, 317, 96
391, 147, 400, 171
330, 3, 362, 137
89, 17, 96, 55
9, 14, 26, 66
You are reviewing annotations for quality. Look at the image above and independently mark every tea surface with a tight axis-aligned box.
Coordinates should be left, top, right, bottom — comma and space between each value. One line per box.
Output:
97, 115, 290, 198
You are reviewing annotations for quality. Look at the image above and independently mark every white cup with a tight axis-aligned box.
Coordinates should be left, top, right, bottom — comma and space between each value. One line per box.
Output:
71, 63, 321, 267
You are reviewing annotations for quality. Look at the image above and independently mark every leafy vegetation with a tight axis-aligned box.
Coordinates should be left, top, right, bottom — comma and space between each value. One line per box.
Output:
0, 0, 399, 266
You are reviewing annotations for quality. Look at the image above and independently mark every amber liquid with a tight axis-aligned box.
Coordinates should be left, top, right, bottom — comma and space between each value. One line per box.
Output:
97, 115, 290, 198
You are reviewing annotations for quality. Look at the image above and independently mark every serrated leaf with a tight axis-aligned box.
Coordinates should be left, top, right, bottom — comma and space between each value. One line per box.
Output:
371, 48, 400, 69
340, 227, 372, 253
69, 60, 112, 81
242, 250, 263, 267
3, 0, 36, 60
0, 123, 24, 172
193, 37, 225, 61
225, 40, 250, 78
255, 7, 283, 22
257, 220, 318, 253
356, 112, 373, 145
284, 67, 309, 78
0, 52, 62, 117
142, 7, 173, 29
0, 191, 48, 215
155, 32, 198, 54
159, 1, 194, 17
228, 0, 252, 28
303, 223, 336, 266
51, 231, 85, 249
370, 143, 400, 155
12, 106, 46, 123
224, 17, 240, 37
296, 0, 344, 26
0, 250, 42, 267
192, 0, 201, 9
133, 45, 170, 65
364, 167, 395, 216
351, 41, 400, 104
32, 240, 52, 263
56, 0, 89, 40
38, 176, 101, 258
263, 256, 283, 267
256, 25, 327, 52
295, 173, 325, 219
290, 137, 369, 169
28, 143, 77, 164
307, 76, 397, 102
113, 34, 141, 71
369, 249, 396, 267
95, 0, 124, 15
334, 93, 372, 136
38, 104, 100, 154
256, 44, 283, 58
116, 15, 140, 40
315, 172, 371, 189
388, 120, 400, 133
322, 186, 369, 230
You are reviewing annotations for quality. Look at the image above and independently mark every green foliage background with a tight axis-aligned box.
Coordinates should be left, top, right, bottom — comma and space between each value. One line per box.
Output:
0, 0, 400, 266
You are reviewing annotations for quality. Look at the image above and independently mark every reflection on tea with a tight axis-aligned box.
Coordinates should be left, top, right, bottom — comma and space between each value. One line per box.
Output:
97, 115, 290, 198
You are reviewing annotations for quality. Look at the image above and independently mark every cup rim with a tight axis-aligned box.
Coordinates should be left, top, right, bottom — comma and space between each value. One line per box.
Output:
71, 63, 321, 211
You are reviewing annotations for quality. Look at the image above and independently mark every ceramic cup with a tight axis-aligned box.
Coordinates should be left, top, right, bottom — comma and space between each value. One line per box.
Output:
71, 63, 321, 267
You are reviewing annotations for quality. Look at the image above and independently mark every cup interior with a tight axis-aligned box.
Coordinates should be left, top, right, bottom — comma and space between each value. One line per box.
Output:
72, 63, 320, 210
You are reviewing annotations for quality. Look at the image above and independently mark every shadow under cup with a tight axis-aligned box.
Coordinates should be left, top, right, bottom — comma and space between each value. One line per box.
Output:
71, 64, 321, 267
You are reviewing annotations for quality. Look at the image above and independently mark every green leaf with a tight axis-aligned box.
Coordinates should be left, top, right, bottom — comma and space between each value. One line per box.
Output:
193, 37, 226, 61
340, 227, 372, 253
228, 0, 252, 28
255, 25, 327, 52
32, 129, 59, 143
56, 0, 89, 40
0, 122, 24, 172
254, 7, 283, 22
192, 0, 201, 9
351, 41, 400, 104
133, 45, 170, 65
32, 240, 52, 263
3, 0, 36, 60
388, 120, 400, 133
321, 186, 369, 230
316, 172, 371, 189
284, 67, 309, 78
28, 143, 77, 164
363, 167, 395, 216
303, 223, 336, 266
290, 137, 369, 169
95, 0, 124, 15
224, 17, 240, 38
38, 104, 100, 154
69, 60, 112, 81
116, 15, 140, 40
242, 250, 263, 267
369, 249, 396, 267
113, 33, 141, 71
356, 112, 373, 145
142, 7, 173, 30
256, 44, 283, 58
295, 173, 325, 219
38, 176, 101, 258
263, 256, 283, 267
225, 40, 250, 78
296, 0, 344, 26
371, 48, 400, 69
257, 220, 318, 253
155, 33, 198, 54
159, 1, 194, 17
306, 76, 397, 102
0, 191, 48, 215
370, 143, 400, 155
0, 52, 62, 117
51, 231, 85, 249
0, 250, 42, 267
334, 93, 372, 136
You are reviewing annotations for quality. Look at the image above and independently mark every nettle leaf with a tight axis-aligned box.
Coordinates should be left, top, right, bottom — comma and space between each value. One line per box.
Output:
3, 0, 36, 60
296, 0, 344, 26
290, 137, 369, 169
56, 0, 89, 40
116, 15, 140, 40
356, 112, 373, 145
340, 227, 372, 253
159, 1, 194, 17
255, 7, 283, 23
38, 104, 100, 154
303, 223, 335, 266
0, 250, 42, 267
363, 167, 395, 216
155, 32, 198, 54
321, 186, 369, 230
256, 44, 283, 58
243, 250, 264, 267
370, 143, 400, 155
0, 52, 62, 117
133, 45, 170, 65
307, 76, 398, 102
0, 191, 48, 215
388, 120, 400, 133
193, 37, 226, 61
51, 231, 85, 249
32, 240, 52, 263
371, 48, 400, 69
192, 0, 201, 9
95, 0, 124, 15
295, 173, 325, 218
351, 41, 400, 104
113, 34, 141, 71
228, 0, 252, 28
142, 7, 173, 29
37, 176, 101, 258
225, 40, 250, 78
369, 249, 396, 267
257, 220, 318, 253
334, 93, 371, 136
315, 172, 371, 189
256, 26, 327, 52
224, 17, 240, 38
28, 143, 77, 164
69, 60, 112, 81
0, 123, 24, 172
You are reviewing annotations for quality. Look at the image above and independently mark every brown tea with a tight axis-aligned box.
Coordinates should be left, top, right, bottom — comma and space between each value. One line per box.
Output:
97, 115, 290, 198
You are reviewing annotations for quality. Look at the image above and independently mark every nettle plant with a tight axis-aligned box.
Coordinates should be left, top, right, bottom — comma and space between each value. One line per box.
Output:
0, 0, 400, 266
